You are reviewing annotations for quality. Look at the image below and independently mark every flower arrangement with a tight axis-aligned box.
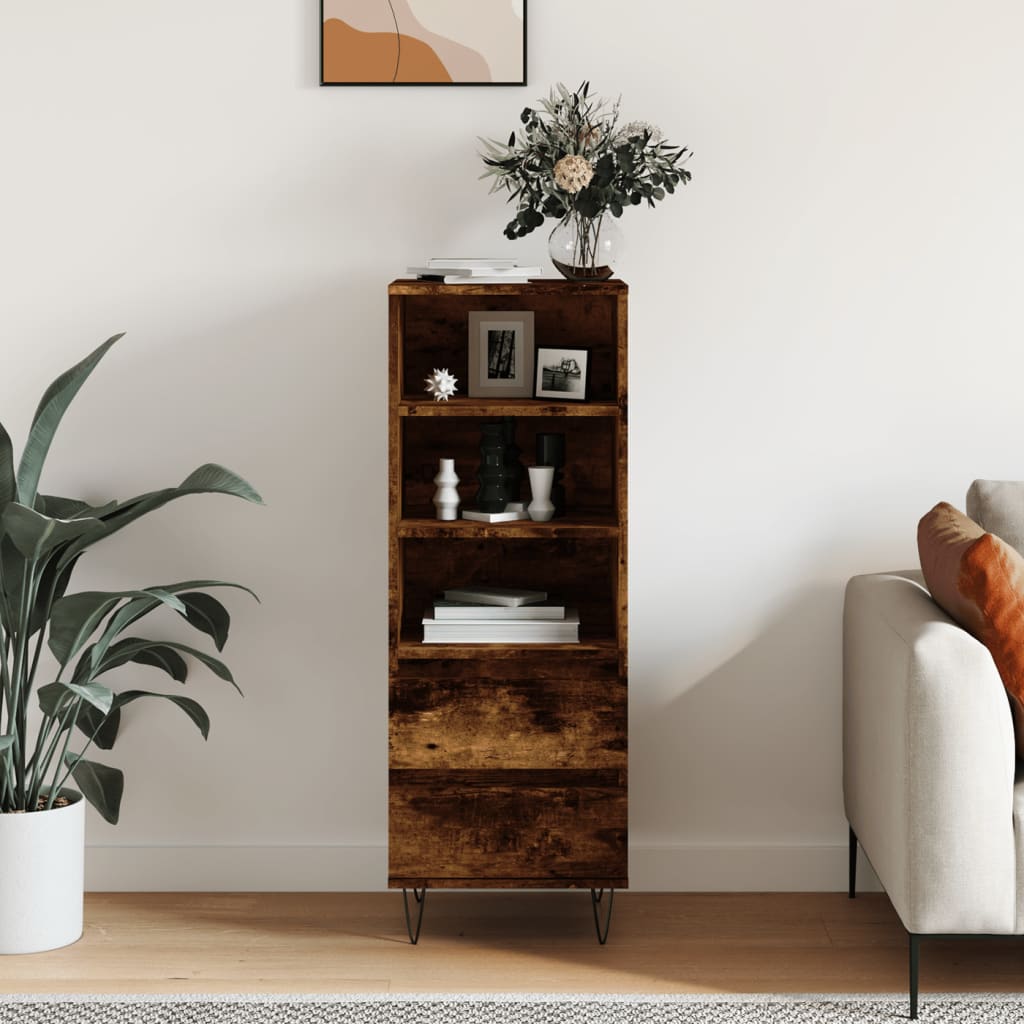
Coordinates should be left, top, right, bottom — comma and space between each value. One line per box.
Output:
480, 82, 691, 278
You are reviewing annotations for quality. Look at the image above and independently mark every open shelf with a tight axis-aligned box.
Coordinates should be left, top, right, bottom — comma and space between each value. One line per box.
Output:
396, 635, 619, 660
399, 400, 620, 418
397, 515, 620, 539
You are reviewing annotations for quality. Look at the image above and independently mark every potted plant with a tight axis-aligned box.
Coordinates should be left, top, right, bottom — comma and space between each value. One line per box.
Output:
480, 81, 692, 280
0, 334, 260, 953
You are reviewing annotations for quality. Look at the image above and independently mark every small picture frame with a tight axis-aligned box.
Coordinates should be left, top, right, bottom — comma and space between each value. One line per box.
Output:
468, 311, 535, 398
534, 346, 591, 402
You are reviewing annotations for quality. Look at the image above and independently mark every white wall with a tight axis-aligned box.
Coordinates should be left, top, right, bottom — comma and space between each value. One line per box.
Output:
2, 1, 1022, 891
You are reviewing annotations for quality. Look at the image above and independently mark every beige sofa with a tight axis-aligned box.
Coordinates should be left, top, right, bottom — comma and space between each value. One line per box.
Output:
843, 482, 1024, 1019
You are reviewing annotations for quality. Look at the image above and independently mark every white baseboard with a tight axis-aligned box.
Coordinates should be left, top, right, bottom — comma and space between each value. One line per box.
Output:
85, 842, 882, 893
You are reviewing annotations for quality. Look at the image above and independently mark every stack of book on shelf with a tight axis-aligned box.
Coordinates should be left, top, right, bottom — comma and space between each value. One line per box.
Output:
422, 586, 579, 644
406, 258, 543, 285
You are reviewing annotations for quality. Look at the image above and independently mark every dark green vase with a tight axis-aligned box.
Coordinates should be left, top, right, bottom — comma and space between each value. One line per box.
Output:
475, 423, 510, 512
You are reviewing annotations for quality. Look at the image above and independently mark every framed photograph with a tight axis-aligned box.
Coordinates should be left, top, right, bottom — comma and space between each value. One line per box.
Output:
468, 311, 535, 398
321, 1, 527, 86
534, 346, 590, 402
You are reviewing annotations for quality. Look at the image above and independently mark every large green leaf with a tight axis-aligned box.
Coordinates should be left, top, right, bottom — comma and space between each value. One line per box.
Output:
27, 552, 81, 637
109, 690, 210, 740
17, 334, 123, 507
57, 465, 263, 569
2, 503, 101, 561
65, 755, 123, 824
93, 638, 240, 693
89, 639, 188, 683
177, 592, 231, 651
0, 422, 15, 512
36, 495, 117, 520
75, 704, 121, 750
37, 681, 114, 718
49, 589, 186, 667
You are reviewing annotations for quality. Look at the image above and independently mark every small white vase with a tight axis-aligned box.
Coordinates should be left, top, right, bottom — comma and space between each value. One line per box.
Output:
0, 790, 84, 954
527, 466, 556, 522
432, 458, 460, 521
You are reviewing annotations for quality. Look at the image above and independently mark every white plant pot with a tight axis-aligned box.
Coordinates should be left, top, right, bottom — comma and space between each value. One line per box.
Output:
0, 790, 84, 954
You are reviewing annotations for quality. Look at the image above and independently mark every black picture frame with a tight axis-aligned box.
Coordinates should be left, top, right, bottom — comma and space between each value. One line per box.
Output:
533, 346, 591, 402
320, 1, 527, 87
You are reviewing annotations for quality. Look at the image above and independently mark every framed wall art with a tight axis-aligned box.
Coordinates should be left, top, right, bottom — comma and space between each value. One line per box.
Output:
534, 346, 590, 402
321, 1, 527, 86
468, 311, 535, 398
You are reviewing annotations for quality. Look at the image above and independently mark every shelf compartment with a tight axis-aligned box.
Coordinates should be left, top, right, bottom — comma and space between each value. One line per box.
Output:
390, 672, 626, 770
397, 291, 623, 404
400, 415, 618, 521
388, 768, 627, 883
399, 536, 620, 641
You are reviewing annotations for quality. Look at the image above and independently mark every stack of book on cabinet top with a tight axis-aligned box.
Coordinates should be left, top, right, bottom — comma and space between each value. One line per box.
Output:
422, 586, 579, 644
406, 258, 543, 285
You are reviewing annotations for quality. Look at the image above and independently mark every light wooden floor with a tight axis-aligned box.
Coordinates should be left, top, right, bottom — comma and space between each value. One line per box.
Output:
0, 893, 1022, 995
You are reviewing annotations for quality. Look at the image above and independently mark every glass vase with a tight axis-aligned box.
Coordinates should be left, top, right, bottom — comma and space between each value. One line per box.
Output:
548, 213, 622, 282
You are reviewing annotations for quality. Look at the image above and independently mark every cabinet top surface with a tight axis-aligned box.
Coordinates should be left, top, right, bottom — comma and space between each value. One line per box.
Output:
389, 279, 628, 296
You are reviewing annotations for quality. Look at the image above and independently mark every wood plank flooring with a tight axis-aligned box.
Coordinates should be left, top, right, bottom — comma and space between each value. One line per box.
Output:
0, 893, 1021, 995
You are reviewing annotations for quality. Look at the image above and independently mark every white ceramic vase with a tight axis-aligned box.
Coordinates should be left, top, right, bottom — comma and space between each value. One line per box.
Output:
0, 790, 84, 953
527, 466, 556, 522
432, 458, 460, 521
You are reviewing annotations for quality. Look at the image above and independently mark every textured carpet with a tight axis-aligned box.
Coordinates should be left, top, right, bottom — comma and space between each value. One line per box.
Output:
0, 994, 1021, 1023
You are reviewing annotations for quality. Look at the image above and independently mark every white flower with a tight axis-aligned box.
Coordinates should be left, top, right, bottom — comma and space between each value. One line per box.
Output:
553, 154, 594, 194
613, 120, 664, 146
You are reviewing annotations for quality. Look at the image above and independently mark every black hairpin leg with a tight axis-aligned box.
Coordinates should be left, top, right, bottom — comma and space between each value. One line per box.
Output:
849, 825, 857, 898
402, 887, 427, 944
909, 933, 920, 1020
590, 888, 614, 944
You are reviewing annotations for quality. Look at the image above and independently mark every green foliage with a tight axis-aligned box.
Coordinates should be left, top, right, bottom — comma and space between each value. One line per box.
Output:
480, 81, 693, 240
0, 335, 261, 823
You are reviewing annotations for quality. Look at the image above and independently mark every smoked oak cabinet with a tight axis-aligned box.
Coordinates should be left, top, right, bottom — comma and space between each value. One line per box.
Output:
387, 280, 628, 942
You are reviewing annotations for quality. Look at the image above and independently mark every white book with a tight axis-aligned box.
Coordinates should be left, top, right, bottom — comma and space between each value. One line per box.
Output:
422, 609, 579, 643
443, 585, 547, 607
432, 599, 566, 621
461, 509, 530, 523
407, 266, 541, 278
427, 257, 518, 268
441, 275, 537, 284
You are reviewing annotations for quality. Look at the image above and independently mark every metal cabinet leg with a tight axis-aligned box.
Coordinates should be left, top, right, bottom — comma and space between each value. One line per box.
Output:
849, 826, 857, 899
402, 887, 427, 944
909, 932, 920, 1020
590, 888, 615, 944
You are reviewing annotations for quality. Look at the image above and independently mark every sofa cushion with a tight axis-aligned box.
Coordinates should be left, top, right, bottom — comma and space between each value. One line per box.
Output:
919, 501, 1024, 756
967, 480, 1024, 557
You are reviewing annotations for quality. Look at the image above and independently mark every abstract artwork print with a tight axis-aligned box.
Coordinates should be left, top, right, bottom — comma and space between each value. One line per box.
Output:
321, 1, 526, 85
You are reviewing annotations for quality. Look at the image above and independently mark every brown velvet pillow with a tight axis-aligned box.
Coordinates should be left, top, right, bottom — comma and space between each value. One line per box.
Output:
918, 501, 1024, 754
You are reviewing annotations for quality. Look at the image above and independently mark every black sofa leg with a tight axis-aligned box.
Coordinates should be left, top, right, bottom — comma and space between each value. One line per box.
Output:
909, 933, 919, 1020
848, 826, 857, 898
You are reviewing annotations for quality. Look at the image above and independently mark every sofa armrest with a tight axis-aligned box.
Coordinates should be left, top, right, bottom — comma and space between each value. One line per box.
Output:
844, 571, 1016, 934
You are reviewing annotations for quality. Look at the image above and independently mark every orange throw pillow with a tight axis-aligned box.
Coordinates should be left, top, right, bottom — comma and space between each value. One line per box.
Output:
918, 501, 1024, 754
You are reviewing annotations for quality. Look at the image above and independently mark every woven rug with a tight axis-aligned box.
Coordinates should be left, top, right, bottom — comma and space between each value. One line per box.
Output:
0, 994, 1022, 1023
